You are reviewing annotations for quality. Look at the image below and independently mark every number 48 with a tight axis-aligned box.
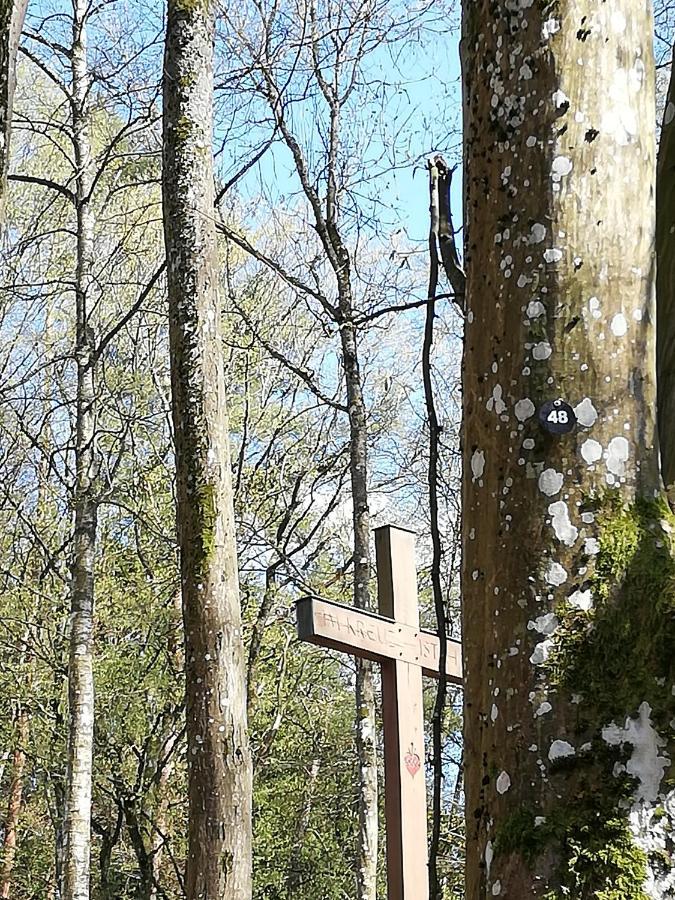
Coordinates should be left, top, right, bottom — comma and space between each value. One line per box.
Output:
548, 409, 568, 424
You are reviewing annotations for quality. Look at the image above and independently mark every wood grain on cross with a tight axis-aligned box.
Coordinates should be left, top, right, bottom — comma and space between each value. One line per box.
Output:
296, 525, 462, 900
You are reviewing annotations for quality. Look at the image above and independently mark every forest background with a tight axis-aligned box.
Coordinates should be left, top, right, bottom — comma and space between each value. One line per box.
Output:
1, 0, 674, 899
0, 1, 464, 898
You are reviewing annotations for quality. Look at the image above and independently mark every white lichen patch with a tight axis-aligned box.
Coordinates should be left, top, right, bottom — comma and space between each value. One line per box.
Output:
534, 701, 552, 717
529, 224, 546, 244
543, 248, 563, 264
532, 341, 552, 360
574, 397, 598, 428
530, 639, 553, 665
548, 500, 578, 546
487, 384, 507, 414
496, 771, 511, 794
548, 739, 575, 761
526, 299, 546, 317
528, 612, 559, 635
485, 840, 494, 878
545, 560, 567, 586
471, 449, 486, 482
568, 588, 593, 611
552, 155, 573, 177
610, 313, 628, 337
581, 438, 603, 465
539, 468, 564, 496
602, 702, 670, 803
584, 537, 600, 555
542, 17, 560, 39
515, 398, 535, 421
605, 435, 630, 477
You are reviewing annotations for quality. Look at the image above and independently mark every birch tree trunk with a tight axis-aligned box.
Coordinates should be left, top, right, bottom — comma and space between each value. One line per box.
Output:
0, 0, 27, 218
462, 1, 675, 896
63, 2, 98, 897
163, 2, 253, 896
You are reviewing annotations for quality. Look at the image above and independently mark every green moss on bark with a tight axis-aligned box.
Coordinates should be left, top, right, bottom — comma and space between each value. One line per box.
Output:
550, 493, 675, 728
194, 481, 217, 571
493, 494, 675, 897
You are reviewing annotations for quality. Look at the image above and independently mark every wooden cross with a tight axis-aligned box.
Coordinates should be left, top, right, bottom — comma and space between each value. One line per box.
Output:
296, 524, 463, 900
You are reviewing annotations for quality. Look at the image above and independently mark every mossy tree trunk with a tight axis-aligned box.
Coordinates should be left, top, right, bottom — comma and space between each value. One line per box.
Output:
0, 0, 27, 219
462, 1, 674, 897
163, 1, 253, 897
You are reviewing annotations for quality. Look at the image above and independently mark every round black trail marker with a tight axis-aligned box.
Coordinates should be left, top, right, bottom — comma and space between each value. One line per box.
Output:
537, 399, 576, 434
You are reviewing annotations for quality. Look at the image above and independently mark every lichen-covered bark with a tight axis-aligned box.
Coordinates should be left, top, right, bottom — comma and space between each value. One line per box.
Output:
163, 2, 253, 896
63, 3, 98, 898
462, 2, 674, 897
0, 0, 27, 219
657, 51, 675, 493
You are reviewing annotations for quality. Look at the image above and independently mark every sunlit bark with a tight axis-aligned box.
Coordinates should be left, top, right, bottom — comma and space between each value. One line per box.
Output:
462, 1, 673, 896
163, 1, 253, 895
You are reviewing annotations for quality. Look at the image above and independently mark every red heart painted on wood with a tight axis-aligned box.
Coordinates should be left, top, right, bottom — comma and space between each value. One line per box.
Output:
404, 744, 421, 777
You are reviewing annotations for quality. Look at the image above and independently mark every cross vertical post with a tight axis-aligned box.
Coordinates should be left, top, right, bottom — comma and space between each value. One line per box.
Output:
375, 525, 429, 900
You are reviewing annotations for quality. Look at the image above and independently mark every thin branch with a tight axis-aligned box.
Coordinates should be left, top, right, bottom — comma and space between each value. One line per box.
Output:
8, 173, 75, 204
94, 262, 165, 362
426, 157, 448, 900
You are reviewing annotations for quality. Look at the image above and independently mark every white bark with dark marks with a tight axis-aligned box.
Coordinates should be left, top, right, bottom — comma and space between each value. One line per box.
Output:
63, 2, 98, 896
0, 0, 27, 219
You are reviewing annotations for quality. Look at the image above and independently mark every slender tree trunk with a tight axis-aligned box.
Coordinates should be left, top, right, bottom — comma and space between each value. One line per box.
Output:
147, 738, 177, 900
63, 2, 97, 897
425, 159, 448, 900
0, 706, 28, 899
657, 48, 675, 492
285, 757, 320, 894
338, 308, 378, 900
0, 0, 27, 218
163, 2, 253, 896
462, 2, 673, 897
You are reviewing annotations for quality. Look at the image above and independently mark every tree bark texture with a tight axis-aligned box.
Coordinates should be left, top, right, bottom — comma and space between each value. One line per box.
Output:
657, 49, 675, 492
0, 706, 28, 899
63, 2, 98, 897
462, 2, 674, 897
0, 0, 27, 219
339, 306, 378, 900
163, 2, 253, 897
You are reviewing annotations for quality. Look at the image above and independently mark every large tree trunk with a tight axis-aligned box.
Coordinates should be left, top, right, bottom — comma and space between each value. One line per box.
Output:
162, 2, 253, 897
657, 49, 675, 492
462, 2, 674, 897
0, 0, 27, 218
0, 706, 28, 899
63, 2, 98, 897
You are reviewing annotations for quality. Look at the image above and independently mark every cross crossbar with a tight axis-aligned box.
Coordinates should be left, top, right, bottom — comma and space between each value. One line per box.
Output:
296, 595, 462, 682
